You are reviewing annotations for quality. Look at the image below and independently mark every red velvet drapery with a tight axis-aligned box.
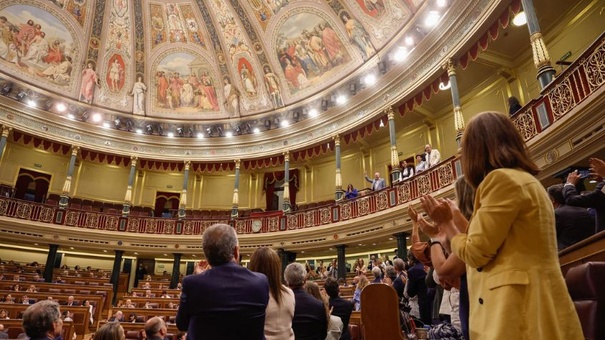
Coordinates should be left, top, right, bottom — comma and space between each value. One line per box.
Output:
154, 192, 180, 217
263, 169, 300, 211
14, 169, 51, 203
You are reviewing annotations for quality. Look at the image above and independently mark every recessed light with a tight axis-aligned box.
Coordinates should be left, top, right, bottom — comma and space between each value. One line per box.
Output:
27, 99, 36, 107
167, 132, 174, 138
164, 254, 168, 256
425, 11, 440, 27
436, 0, 447, 7
34, 243, 39, 246
405, 36, 414, 46
280, 120, 289, 127
364, 74, 376, 86
253, 127, 260, 134
102, 122, 110, 128
192, 254, 196, 257
197, 132, 204, 139
91, 113, 102, 122
135, 129, 143, 134
308, 109, 318, 117
393, 47, 409, 62
67, 113, 75, 120
69, 247, 74, 250
56, 103, 67, 112
225, 131, 233, 137
336, 95, 347, 105
388, 237, 393, 240
103, 250, 107, 253
512, 12, 527, 26
406, 236, 410, 240
134, 252, 138, 255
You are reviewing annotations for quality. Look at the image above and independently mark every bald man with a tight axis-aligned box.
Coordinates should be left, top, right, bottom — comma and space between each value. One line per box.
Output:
145, 316, 168, 340
424, 144, 441, 168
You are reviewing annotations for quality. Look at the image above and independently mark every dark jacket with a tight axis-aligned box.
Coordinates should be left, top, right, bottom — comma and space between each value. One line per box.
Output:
291, 287, 328, 340
328, 297, 354, 340
554, 204, 595, 249
562, 182, 605, 233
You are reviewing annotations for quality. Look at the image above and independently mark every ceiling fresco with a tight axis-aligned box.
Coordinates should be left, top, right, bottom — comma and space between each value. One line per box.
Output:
0, 0, 425, 121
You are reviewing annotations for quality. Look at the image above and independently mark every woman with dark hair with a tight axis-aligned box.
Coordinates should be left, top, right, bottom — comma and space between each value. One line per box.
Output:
249, 247, 295, 340
419, 111, 582, 339
93, 321, 125, 340
507, 96, 522, 116
344, 184, 358, 200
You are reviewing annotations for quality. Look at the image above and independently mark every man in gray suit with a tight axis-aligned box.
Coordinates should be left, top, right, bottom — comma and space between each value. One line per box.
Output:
365, 172, 386, 191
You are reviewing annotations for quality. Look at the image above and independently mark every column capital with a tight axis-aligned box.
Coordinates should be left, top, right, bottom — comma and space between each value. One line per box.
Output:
234, 159, 241, 169
283, 150, 290, 162
1, 126, 12, 138
443, 58, 456, 76
332, 134, 340, 146
184, 160, 191, 170
70, 145, 80, 157
384, 106, 395, 120
130, 156, 138, 167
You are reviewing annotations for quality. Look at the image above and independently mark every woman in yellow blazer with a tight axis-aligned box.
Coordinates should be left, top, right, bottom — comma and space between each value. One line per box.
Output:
419, 112, 583, 340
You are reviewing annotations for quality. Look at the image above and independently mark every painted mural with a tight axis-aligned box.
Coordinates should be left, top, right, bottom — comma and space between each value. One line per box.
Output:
105, 54, 125, 92
154, 52, 221, 113
276, 12, 351, 94
207, 0, 253, 61
0, 4, 77, 87
47, 0, 88, 27
149, 3, 205, 49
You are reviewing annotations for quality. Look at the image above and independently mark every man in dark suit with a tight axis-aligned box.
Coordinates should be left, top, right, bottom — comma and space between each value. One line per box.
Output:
324, 277, 354, 340
392, 258, 406, 299
176, 223, 269, 340
547, 184, 595, 250
285, 262, 327, 340
364, 172, 386, 191
563, 169, 605, 233
63, 296, 78, 307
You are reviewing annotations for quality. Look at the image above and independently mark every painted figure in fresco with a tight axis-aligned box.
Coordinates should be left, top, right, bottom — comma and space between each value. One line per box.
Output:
170, 72, 183, 107
198, 73, 219, 111
39, 55, 72, 83
43, 39, 63, 64
80, 62, 100, 104
156, 71, 169, 107
364, 0, 386, 16
342, 13, 375, 61
305, 30, 330, 72
223, 77, 240, 117
23, 31, 48, 63
108, 57, 123, 92
240, 64, 256, 96
180, 79, 194, 107
130, 76, 147, 115
319, 23, 345, 66
263, 66, 283, 108
282, 57, 308, 90
16, 19, 36, 57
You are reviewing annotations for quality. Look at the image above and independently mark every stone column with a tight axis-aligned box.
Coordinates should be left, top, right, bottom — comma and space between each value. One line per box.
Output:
170, 253, 182, 289
333, 135, 345, 200
521, 0, 556, 89
122, 156, 138, 216
283, 151, 291, 213
231, 159, 241, 219
43, 244, 59, 282
386, 106, 400, 184
0, 126, 12, 162
110, 250, 124, 306
178, 161, 190, 219
444, 59, 465, 148
336, 245, 347, 280
59, 146, 80, 209
395, 232, 409, 261
278, 248, 295, 281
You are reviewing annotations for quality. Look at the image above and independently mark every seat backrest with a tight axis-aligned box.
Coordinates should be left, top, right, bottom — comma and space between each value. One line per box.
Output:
565, 261, 605, 340
125, 330, 140, 339
360, 284, 405, 340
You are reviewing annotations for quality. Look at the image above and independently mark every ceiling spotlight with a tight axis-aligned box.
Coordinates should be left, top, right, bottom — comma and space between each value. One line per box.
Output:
336, 95, 347, 105
245, 123, 252, 133
321, 98, 330, 111
145, 124, 153, 134
157, 125, 164, 135
280, 120, 289, 127
206, 127, 213, 137
135, 128, 143, 134
188, 126, 194, 137
102, 122, 110, 128
349, 83, 357, 95
513, 11, 527, 26
253, 127, 260, 134
405, 36, 414, 46
114, 118, 121, 128
167, 132, 175, 138
308, 109, 318, 117
264, 120, 271, 129
436, 0, 447, 7
293, 111, 300, 122
1, 82, 13, 95
234, 125, 242, 134
364, 74, 377, 86
225, 131, 233, 138
125, 120, 134, 131
177, 127, 184, 136
197, 132, 204, 138
26, 99, 37, 107
393, 47, 409, 62
56, 102, 67, 112
91, 113, 102, 122
425, 11, 440, 27
67, 113, 75, 120
216, 126, 223, 136
273, 117, 280, 126
16, 90, 28, 101
377, 61, 387, 74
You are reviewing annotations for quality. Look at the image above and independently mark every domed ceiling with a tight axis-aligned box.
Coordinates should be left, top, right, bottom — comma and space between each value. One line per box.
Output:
0, 0, 423, 120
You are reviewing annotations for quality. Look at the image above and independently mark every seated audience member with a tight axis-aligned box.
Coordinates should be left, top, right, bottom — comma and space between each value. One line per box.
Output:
143, 301, 152, 309
304, 263, 319, 281
128, 313, 137, 323
176, 224, 269, 340
0, 324, 7, 339
32, 274, 44, 282
26, 284, 37, 293
304, 281, 341, 340
344, 184, 358, 200
324, 277, 354, 340
547, 183, 595, 249
11, 284, 20, 292
53, 276, 63, 284
0, 309, 8, 319
12, 275, 20, 282
62, 311, 74, 322
336, 278, 347, 287
64, 295, 78, 306
371, 267, 382, 284
507, 96, 522, 116
285, 262, 328, 340
22, 301, 63, 340
109, 310, 125, 322
2, 294, 13, 304
563, 160, 605, 233
145, 316, 168, 340
138, 329, 147, 340
401, 160, 415, 180
415, 155, 427, 173
21, 295, 30, 305
94, 320, 125, 340
249, 246, 295, 340
144, 290, 153, 298
142, 282, 151, 289
121, 299, 136, 308
160, 290, 171, 298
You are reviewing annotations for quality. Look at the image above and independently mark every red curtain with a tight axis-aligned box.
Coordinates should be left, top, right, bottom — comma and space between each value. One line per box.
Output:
14, 169, 51, 202
263, 169, 300, 211
154, 192, 180, 217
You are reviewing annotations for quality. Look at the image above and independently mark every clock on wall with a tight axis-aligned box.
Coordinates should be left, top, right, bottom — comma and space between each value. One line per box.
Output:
252, 219, 262, 233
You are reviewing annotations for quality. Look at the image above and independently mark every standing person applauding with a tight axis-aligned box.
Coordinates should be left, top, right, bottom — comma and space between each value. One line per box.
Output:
418, 112, 582, 340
